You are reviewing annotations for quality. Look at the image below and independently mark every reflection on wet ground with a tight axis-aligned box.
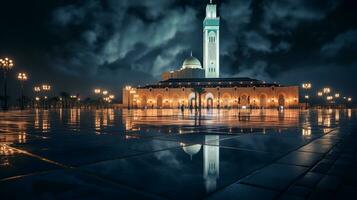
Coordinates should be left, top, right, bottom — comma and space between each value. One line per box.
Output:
0, 109, 356, 199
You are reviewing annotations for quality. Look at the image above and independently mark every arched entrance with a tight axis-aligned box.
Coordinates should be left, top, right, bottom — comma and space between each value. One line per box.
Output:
260, 94, 267, 108
172, 95, 180, 108
141, 96, 147, 108
188, 92, 196, 108
222, 93, 231, 108
278, 95, 285, 107
205, 93, 214, 109
240, 95, 248, 107
157, 95, 163, 108
207, 98, 213, 108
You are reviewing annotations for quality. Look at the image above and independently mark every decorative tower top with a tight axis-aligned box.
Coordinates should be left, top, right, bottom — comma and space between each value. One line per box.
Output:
206, 1, 217, 18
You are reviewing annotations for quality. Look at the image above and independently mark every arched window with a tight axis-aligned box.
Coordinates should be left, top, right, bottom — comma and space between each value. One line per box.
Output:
208, 31, 216, 43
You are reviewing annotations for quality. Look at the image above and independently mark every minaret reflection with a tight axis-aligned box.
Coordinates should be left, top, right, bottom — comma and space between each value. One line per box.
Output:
181, 135, 220, 192
203, 135, 220, 192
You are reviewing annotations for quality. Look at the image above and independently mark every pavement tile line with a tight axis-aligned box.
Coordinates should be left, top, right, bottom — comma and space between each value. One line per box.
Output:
203, 127, 339, 199
273, 130, 344, 200
0, 144, 170, 200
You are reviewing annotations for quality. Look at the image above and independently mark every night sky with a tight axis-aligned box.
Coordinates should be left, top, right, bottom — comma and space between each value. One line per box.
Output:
1, 0, 356, 100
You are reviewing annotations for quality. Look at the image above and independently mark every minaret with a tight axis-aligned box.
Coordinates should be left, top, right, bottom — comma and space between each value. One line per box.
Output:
203, 0, 220, 78
203, 135, 220, 192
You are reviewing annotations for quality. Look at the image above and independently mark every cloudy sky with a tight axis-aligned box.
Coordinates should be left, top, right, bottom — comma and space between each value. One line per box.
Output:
0, 0, 356, 100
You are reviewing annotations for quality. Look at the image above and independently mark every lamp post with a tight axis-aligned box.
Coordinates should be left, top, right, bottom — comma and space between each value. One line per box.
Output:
302, 83, 311, 109
42, 84, 51, 109
94, 88, 101, 109
0, 58, 14, 110
125, 86, 132, 109
34, 86, 41, 108
102, 90, 109, 109
323, 87, 331, 108
17, 73, 28, 110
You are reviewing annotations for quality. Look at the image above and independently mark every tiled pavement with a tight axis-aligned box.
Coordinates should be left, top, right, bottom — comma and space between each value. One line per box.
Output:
207, 127, 357, 200
0, 109, 356, 199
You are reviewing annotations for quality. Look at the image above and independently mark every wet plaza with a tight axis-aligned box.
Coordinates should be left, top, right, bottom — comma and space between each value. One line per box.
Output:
0, 109, 356, 199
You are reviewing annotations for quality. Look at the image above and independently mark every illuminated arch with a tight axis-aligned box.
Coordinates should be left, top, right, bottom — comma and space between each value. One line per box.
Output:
141, 96, 147, 108
222, 93, 231, 108
188, 92, 196, 107
278, 94, 285, 107
205, 93, 214, 108
172, 94, 180, 108
259, 93, 267, 108
156, 95, 163, 108
239, 93, 249, 106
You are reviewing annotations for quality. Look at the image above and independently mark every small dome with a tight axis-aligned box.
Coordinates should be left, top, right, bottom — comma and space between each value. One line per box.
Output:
182, 56, 202, 69
182, 144, 202, 159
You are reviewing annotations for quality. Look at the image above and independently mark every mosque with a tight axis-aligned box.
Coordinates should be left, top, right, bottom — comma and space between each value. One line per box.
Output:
122, 1, 299, 109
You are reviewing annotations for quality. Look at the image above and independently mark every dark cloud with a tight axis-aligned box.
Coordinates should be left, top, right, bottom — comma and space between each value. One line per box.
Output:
0, 0, 356, 99
321, 30, 357, 63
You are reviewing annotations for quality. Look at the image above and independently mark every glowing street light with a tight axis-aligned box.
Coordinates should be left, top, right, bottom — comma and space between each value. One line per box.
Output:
102, 90, 108, 95
335, 93, 340, 98
323, 87, 331, 94
327, 96, 333, 101
34, 86, 41, 92
302, 83, 311, 109
94, 89, 101, 94
17, 73, 28, 110
317, 92, 323, 97
109, 95, 115, 99
42, 84, 51, 91
302, 83, 312, 89
125, 86, 132, 91
125, 86, 133, 109
348, 97, 352, 102
0, 57, 14, 110
17, 73, 28, 81
41, 84, 51, 109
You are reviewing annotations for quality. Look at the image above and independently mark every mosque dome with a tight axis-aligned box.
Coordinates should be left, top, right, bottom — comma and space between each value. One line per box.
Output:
182, 55, 202, 69
182, 144, 202, 159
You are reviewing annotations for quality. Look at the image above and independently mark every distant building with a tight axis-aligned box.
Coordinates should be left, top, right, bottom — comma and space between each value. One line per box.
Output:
123, 1, 299, 109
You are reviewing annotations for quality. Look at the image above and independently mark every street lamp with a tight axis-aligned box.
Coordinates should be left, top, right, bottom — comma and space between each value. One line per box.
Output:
34, 86, 41, 92
125, 86, 132, 109
0, 57, 14, 110
33, 86, 41, 109
17, 73, 28, 110
317, 92, 323, 97
41, 84, 51, 109
323, 87, 331, 94
102, 90, 108, 95
42, 84, 51, 91
302, 83, 311, 89
302, 83, 312, 109
94, 89, 101, 94
348, 97, 352, 102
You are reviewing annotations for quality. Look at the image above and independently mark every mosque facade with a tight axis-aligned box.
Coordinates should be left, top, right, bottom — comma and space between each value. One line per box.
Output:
122, 1, 299, 109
